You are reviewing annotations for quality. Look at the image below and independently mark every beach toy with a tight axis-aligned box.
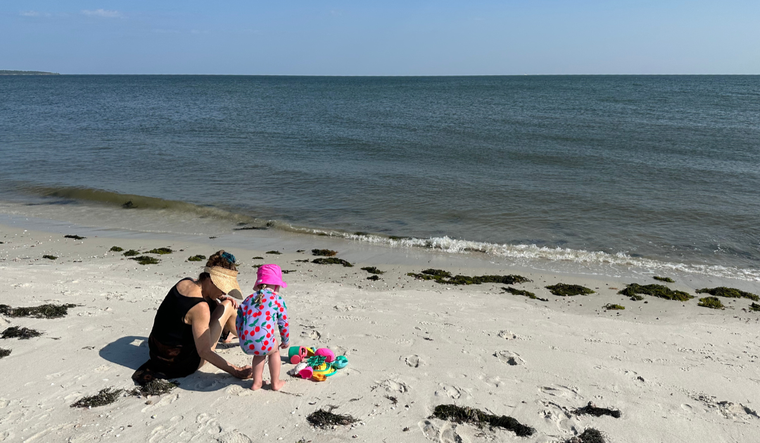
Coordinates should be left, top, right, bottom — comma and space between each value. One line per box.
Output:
298, 366, 313, 379
312, 363, 337, 380
315, 348, 335, 363
306, 347, 317, 357
288, 362, 308, 377
288, 346, 308, 364
332, 355, 348, 369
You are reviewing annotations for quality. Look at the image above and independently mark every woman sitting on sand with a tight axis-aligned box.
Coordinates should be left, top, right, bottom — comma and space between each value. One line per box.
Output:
133, 251, 252, 384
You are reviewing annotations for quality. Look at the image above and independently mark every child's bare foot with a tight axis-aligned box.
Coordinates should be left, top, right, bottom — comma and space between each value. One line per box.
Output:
250, 380, 263, 391
270, 379, 286, 391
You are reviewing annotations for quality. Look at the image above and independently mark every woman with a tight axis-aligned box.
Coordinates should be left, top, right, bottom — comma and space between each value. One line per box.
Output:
133, 250, 252, 384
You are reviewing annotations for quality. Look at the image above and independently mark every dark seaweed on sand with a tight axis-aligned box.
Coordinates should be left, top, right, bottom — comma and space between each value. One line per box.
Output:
546, 284, 595, 296
131, 256, 160, 265
146, 247, 173, 255
750, 303, 760, 312
0, 348, 10, 358
307, 408, 358, 428
109, 246, 124, 252
432, 404, 535, 437
361, 266, 385, 275
252, 256, 264, 260
312, 258, 353, 267
131, 379, 178, 397
696, 287, 759, 301
64, 235, 86, 240
367, 275, 380, 281
187, 255, 206, 262
0, 303, 76, 319
281, 270, 296, 274
123, 249, 140, 257
71, 388, 124, 408
266, 250, 282, 255
2, 326, 42, 339
408, 269, 531, 286
502, 286, 548, 302
312, 249, 338, 257
233, 225, 268, 230
573, 402, 621, 418
565, 428, 607, 443
698, 297, 725, 309
294, 259, 309, 263
603, 304, 625, 310
42, 255, 57, 260
618, 284, 693, 301
653, 276, 675, 283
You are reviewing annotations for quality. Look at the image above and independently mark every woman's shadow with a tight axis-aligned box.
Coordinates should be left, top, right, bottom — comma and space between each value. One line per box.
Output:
100, 336, 279, 392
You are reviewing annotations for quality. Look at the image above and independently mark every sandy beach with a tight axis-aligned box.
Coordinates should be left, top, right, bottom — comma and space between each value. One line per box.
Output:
1, 220, 759, 443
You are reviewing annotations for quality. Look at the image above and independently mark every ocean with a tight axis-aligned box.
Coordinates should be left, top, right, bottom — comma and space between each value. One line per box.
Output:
1, 75, 759, 281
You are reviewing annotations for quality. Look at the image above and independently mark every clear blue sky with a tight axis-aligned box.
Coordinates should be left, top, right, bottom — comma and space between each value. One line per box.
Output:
2, 1, 759, 75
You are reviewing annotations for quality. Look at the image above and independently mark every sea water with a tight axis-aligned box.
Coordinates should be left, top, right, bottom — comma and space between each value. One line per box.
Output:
1, 75, 759, 281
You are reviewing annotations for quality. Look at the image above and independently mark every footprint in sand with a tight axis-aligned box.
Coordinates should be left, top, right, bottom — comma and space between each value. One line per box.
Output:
494, 350, 524, 366
374, 379, 410, 393
419, 420, 468, 443
300, 329, 322, 340
434, 383, 462, 399
403, 354, 425, 368
539, 385, 581, 400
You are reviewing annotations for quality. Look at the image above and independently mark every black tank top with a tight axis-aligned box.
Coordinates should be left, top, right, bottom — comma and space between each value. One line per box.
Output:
150, 278, 213, 348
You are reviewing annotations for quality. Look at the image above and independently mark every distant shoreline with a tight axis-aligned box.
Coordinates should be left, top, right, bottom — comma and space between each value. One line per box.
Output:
0, 70, 59, 75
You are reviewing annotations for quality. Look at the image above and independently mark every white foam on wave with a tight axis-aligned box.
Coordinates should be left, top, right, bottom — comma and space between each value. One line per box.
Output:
293, 228, 760, 282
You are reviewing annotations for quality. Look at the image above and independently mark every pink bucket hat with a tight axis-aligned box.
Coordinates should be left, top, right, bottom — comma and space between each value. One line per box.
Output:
256, 264, 287, 288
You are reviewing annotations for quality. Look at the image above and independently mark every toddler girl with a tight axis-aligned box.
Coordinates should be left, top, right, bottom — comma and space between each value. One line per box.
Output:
236, 264, 290, 390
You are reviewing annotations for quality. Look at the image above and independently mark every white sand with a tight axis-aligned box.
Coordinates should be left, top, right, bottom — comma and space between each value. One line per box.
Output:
1, 221, 759, 443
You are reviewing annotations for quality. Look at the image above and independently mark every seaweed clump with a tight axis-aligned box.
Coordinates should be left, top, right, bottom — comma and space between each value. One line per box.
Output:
502, 287, 548, 302
147, 247, 173, 255
565, 428, 607, 443
367, 275, 380, 281
71, 388, 123, 408
123, 249, 140, 257
408, 269, 531, 286
131, 256, 160, 265
653, 276, 675, 283
266, 250, 282, 255
750, 303, 760, 312
64, 235, 85, 240
109, 246, 124, 252
696, 287, 759, 301
361, 266, 385, 275
187, 255, 206, 262
312, 249, 338, 257
252, 256, 264, 260
130, 379, 178, 397
698, 297, 725, 310
573, 402, 621, 418
546, 284, 595, 296
603, 304, 625, 311
42, 255, 57, 260
618, 284, 693, 301
432, 404, 535, 437
307, 408, 358, 428
0, 303, 76, 319
312, 258, 353, 267
2, 327, 42, 339
0, 348, 10, 358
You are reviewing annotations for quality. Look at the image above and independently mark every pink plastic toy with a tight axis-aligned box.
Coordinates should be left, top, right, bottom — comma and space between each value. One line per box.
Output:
315, 348, 335, 363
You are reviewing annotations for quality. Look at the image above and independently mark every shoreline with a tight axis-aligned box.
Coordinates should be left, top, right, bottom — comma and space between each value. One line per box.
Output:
1, 214, 760, 442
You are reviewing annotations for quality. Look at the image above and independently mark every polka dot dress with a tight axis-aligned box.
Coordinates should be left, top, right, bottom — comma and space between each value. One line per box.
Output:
236, 288, 289, 356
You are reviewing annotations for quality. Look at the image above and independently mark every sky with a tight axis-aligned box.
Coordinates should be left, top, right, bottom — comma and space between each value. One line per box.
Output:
1, 1, 759, 75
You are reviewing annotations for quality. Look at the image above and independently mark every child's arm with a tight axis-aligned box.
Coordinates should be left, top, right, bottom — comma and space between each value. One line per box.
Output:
276, 294, 289, 348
